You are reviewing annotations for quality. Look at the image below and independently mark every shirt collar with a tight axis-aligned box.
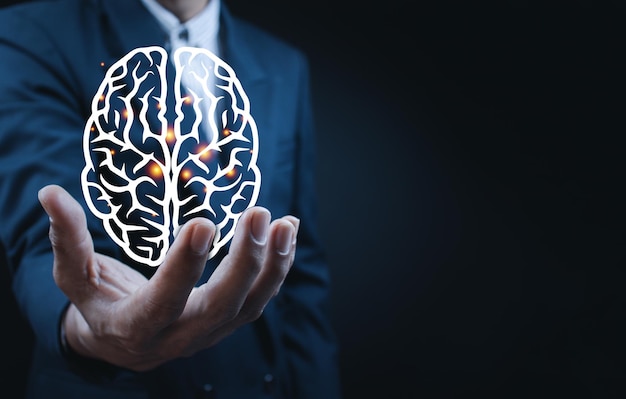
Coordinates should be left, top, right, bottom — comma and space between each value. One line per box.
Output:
140, 0, 221, 55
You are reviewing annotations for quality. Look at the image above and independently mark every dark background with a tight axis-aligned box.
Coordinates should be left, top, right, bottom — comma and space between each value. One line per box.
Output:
224, 1, 626, 398
2, 1, 625, 398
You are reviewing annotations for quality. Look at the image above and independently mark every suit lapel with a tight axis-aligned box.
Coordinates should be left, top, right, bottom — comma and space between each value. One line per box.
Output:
99, 0, 166, 56
98, 0, 174, 152
219, 5, 266, 86
219, 6, 275, 198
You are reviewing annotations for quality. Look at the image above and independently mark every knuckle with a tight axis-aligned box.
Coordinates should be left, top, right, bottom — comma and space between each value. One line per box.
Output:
239, 305, 264, 322
236, 248, 263, 273
224, 252, 263, 277
246, 258, 263, 275
162, 336, 191, 358
210, 303, 240, 325
125, 334, 150, 352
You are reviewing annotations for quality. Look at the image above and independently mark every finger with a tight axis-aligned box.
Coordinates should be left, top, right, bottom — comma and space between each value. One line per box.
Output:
281, 215, 300, 268
134, 218, 216, 328
157, 213, 297, 355
38, 184, 96, 300
180, 217, 298, 351
237, 217, 298, 320
195, 207, 271, 326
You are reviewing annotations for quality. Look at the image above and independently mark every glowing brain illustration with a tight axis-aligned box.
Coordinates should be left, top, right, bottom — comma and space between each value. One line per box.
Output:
81, 46, 261, 267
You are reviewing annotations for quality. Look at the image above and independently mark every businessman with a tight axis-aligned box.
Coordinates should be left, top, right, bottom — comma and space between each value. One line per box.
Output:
0, 0, 342, 397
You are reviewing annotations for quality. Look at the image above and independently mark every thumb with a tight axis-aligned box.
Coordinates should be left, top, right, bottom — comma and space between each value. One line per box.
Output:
38, 184, 95, 300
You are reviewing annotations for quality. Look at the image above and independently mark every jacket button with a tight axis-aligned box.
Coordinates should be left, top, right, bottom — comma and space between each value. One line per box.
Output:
196, 383, 215, 399
263, 373, 274, 394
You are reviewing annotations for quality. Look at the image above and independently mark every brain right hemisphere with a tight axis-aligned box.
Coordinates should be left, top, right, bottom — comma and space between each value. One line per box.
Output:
82, 46, 261, 267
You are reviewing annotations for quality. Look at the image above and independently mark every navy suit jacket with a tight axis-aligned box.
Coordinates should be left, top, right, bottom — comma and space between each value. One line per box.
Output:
0, 1, 341, 398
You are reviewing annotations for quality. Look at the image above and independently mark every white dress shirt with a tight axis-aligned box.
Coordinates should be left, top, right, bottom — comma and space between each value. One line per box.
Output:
140, 0, 221, 56
140, 0, 222, 142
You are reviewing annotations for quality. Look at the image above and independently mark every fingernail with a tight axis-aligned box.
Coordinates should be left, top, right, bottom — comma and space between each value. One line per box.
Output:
276, 225, 293, 255
251, 209, 270, 244
283, 216, 300, 245
290, 217, 300, 244
38, 188, 50, 210
190, 221, 213, 254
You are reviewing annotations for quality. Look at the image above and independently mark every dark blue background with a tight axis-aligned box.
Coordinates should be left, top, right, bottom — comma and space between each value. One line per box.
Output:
223, 1, 625, 398
2, 1, 625, 398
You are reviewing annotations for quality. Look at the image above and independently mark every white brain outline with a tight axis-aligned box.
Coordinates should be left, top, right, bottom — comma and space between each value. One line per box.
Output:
81, 46, 261, 267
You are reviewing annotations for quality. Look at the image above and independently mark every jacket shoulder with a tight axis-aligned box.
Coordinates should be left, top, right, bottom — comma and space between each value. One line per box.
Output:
226, 12, 308, 65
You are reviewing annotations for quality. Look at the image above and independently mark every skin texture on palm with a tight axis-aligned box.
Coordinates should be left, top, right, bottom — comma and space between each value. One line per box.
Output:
38, 184, 298, 371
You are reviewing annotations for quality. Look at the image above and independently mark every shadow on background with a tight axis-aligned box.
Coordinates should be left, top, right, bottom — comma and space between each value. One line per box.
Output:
1, 1, 625, 398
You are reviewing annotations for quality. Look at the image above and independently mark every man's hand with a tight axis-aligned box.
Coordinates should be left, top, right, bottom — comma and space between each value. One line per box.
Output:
38, 184, 298, 371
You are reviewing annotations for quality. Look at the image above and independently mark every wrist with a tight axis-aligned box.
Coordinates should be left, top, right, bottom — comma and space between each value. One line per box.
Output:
57, 303, 122, 382
58, 303, 72, 357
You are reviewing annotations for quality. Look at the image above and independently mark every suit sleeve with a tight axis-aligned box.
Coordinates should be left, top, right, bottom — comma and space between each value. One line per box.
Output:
0, 11, 113, 363
280, 51, 343, 399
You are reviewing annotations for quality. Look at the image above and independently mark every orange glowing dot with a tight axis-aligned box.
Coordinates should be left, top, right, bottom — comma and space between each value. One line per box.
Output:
122, 109, 129, 119
183, 96, 192, 104
203, 187, 208, 193
222, 128, 231, 136
110, 149, 116, 155
100, 62, 105, 67
98, 95, 105, 102
152, 213, 157, 217
149, 164, 162, 178
226, 168, 237, 178
181, 169, 192, 179
200, 149, 211, 160
156, 102, 162, 110
166, 127, 175, 143
90, 126, 95, 132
